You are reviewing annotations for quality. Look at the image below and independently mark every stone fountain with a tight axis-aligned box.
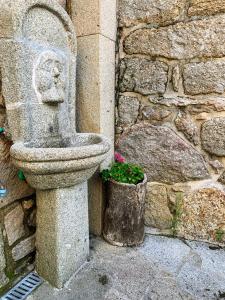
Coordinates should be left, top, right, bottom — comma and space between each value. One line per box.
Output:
0, 0, 110, 288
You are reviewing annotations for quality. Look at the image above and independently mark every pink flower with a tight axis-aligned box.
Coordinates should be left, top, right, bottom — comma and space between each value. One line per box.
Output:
115, 152, 125, 163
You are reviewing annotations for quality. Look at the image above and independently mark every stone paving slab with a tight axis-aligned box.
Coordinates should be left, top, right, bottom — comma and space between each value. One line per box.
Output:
27, 235, 225, 300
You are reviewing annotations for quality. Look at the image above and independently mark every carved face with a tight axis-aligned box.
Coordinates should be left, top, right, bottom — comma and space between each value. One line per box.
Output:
34, 51, 67, 104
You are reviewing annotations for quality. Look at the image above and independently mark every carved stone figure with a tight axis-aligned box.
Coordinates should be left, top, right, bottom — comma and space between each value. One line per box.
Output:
34, 51, 67, 104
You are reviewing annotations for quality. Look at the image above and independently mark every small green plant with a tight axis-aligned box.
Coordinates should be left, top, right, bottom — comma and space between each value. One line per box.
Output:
215, 228, 225, 242
171, 192, 183, 236
18, 170, 26, 181
101, 152, 144, 185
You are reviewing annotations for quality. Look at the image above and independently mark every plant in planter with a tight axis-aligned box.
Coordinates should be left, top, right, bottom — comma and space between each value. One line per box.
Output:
101, 152, 147, 247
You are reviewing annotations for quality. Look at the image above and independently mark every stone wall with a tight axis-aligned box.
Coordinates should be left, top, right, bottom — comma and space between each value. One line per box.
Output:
116, 0, 225, 244
0, 78, 35, 293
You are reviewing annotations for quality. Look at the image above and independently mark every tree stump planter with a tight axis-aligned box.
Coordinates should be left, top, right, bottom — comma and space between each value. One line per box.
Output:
103, 175, 147, 247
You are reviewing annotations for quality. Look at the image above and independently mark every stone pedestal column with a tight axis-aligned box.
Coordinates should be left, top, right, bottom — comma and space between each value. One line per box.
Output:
36, 182, 89, 288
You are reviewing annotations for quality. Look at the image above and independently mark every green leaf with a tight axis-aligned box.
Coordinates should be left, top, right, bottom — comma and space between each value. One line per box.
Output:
18, 170, 26, 181
100, 162, 144, 185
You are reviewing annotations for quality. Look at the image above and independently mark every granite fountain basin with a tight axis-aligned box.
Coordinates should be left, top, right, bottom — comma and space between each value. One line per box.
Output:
10, 133, 110, 190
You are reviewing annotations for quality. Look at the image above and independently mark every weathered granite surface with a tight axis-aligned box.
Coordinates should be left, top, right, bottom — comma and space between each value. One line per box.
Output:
116, 123, 209, 184
117, 0, 225, 243
118, 0, 186, 27
175, 111, 199, 145
179, 187, 225, 243
118, 95, 139, 127
201, 118, 225, 156
12, 234, 36, 262
0, 196, 36, 292
145, 183, 173, 229
183, 61, 225, 95
27, 235, 225, 300
4, 204, 25, 246
119, 58, 168, 95
0, 228, 8, 288
36, 184, 89, 288
188, 0, 225, 16
124, 16, 225, 59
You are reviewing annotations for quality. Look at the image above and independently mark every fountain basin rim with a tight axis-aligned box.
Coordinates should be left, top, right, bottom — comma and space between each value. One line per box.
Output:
10, 133, 111, 162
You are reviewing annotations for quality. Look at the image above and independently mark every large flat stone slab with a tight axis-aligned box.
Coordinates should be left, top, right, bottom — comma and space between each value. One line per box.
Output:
118, 0, 185, 27
183, 61, 225, 95
12, 235, 36, 261
27, 235, 225, 300
178, 187, 225, 243
4, 204, 25, 246
116, 123, 209, 184
188, 0, 225, 17
124, 15, 225, 59
177, 241, 225, 299
145, 183, 173, 229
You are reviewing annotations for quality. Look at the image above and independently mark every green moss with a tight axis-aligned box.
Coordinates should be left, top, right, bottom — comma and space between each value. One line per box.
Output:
5, 270, 15, 281
18, 170, 26, 181
171, 192, 183, 236
215, 229, 225, 242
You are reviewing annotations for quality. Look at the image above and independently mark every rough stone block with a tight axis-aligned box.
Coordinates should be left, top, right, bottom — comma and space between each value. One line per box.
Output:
124, 16, 225, 59
4, 204, 25, 246
27, 209, 36, 228
118, 0, 185, 27
118, 95, 139, 127
145, 183, 172, 229
0, 160, 34, 209
149, 97, 225, 113
172, 65, 180, 92
188, 0, 225, 17
179, 188, 225, 243
201, 117, 225, 156
183, 61, 225, 95
116, 123, 209, 184
0, 228, 8, 288
175, 111, 199, 145
142, 106, 172, 123
119, 58, 168, 95
22, 199, 35, 210
12, 235, 36, 261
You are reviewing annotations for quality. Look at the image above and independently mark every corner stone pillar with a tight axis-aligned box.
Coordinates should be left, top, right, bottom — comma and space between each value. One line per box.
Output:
70, 0, 116, 235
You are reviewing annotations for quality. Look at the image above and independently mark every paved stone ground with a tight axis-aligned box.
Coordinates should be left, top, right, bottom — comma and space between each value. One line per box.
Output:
27, 234, 225, 300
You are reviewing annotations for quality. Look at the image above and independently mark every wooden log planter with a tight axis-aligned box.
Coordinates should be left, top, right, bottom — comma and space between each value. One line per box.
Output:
103, 175, 147, 247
